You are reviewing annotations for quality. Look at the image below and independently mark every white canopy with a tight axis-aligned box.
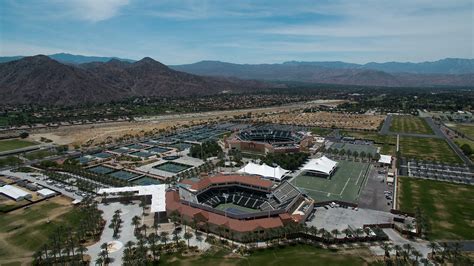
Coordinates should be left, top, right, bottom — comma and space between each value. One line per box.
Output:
0, 185, 31, 200
238, 162, 290, 181
98, 184, 167, 213
37, 188, 56, 198
378, 154, 392, 165
301, 156, 338, 176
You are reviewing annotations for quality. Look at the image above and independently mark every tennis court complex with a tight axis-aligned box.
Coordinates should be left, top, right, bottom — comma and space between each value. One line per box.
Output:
330, 142, 378, 156
88, 165, 116, 174
108, 170, 139, 181
291, 160, 371, 203
215, 203, 260, 214
153, 161, 193, 173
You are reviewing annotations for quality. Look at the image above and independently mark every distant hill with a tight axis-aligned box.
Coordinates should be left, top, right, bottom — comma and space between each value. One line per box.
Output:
0, 53, 135, 64
171, 60, 474, 87
0, 55, 269, 106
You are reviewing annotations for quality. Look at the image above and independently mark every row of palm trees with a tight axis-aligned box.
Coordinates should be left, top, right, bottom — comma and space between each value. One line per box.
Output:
33, 199, 104, 265
61, 165, 129, 187
43, 170, 100, 193
322, 146, 381, 162
109, 209, 123, 238
428, 241, 471, 265
166, 161, 216, 184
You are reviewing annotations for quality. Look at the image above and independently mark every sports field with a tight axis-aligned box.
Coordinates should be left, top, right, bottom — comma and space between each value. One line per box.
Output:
160, 244, 371, 266
291, 160, 370, 203
153, 161, 193, 173
215, 203, 259, 214
398, 176, 474, 240
399, 136, 462, 164
390, 116, 433, 135
0, 139, 36, 152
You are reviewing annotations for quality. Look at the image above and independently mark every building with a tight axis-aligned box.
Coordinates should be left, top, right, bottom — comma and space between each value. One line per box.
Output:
300, 156, 338, 178
37, 188, 57, 198
0, 185, 32, 201
167, 174, 314, 241
378, 154, 392, 166
226, 128, 312, 154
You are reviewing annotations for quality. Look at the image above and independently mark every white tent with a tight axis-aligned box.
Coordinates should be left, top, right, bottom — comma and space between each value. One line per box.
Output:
378, 154, 392, 165
0, 185, 31, 201
238, 162, 290, 181
301, 156, 338, 177
37, 188, 57, 198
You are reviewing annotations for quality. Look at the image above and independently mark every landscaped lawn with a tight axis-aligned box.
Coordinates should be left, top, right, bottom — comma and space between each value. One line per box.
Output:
398, 176, 474, 240
161, 245, 373, 266
454, 138, 474, 161
0, 139, 36, 152
0, 197, 74, 263
399, 136, 462, 164
390, 116, 433, 135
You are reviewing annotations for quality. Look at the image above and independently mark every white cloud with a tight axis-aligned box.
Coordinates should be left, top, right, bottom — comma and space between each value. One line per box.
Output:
67, 0, 130, 22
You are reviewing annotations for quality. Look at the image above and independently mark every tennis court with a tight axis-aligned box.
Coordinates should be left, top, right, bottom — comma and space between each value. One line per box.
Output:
291, 160, 371, 203
108, 170, 139, 181
88, 165, 116, 174
132, 177, 161, 185
330, 142, 378, 156
153, 161, 193, 173
148, 146, 172, 154
215, 203, 260, 214
130, 151, 154, 158
92, 152, 113, 159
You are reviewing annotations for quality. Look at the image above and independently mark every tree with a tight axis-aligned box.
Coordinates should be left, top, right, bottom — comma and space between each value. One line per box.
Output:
19, 132, 29, 139
382, 243, 392, 259
411, 249, 422, 263
131, 215, 141, 232
331, 229, 340, 240
428, 241, 439, 256
76, 245, 88, 263
460, 144, 472, 156
160, 231, 169, 245
184, 232, 193, 248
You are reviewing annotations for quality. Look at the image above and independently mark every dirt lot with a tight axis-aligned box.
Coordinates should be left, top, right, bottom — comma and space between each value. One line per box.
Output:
253, 111, 386, 130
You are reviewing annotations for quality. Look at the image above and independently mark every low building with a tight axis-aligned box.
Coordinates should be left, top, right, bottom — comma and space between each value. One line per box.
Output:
37, 188, 57, 198
378, 154, 392, 166
0, 185, 32, 201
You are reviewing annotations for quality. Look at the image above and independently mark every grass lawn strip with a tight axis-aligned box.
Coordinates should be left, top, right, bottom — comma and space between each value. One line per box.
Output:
390, 116, 433, 135
398, 177, 474, 240
0, 139, 37, 152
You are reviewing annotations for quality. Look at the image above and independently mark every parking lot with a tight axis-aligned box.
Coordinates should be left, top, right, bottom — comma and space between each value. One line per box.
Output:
407, 160, 473, 185
358, 166, 393, 211
307, 206, 408, 232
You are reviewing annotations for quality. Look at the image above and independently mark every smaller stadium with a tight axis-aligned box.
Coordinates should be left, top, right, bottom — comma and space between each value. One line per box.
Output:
167, 174, 314, 241
226, 128, 312, 154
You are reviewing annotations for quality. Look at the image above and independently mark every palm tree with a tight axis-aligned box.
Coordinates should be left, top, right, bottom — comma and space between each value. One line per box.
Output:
393, 244, 402, 258
342, 228, 351, 239
331, 229, 340, 240
131, 215, 141, 232
172, 232, 181, 245
160, 231, 169, 245
420, 258, 430, 266
382, 243, 392, 259
76, 245, 88, 264
428, 241, 439, 256
403, 243, 413, 261
95, 256, 103, 266
411, 249, 422, 263
141, 224, 148, 236
153, 222, 160, 236
184, 232, 193, 248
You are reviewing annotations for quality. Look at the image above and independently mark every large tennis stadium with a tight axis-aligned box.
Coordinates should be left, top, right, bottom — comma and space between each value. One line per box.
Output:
167, 174, 314, 241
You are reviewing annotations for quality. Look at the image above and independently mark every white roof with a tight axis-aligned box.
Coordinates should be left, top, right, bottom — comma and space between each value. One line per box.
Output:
0, 185, 30, 200
237, 162, 290, 181
98, 185, 167, 213
378, 154, 392, 164
301, 156, 338, 175
37, 188, 56, 197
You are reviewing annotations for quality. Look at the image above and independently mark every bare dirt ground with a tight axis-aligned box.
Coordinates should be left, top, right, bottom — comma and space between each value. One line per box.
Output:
28, 101, 347, 147
252, 111, 386, 130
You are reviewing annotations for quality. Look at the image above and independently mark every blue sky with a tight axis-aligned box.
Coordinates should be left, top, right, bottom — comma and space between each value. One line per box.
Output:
1, 0, 472, 64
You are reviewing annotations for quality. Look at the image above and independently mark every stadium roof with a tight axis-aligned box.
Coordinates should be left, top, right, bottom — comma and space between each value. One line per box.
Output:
98, 185, 166, 213
378, 154, 392, 165
237, 162, 290, 181
190, 174, 273, 191
0, 185, 31, 200
301, 156, 338, 175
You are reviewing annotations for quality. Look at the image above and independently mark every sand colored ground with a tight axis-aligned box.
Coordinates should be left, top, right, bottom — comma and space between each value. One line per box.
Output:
253, 111, 386, 130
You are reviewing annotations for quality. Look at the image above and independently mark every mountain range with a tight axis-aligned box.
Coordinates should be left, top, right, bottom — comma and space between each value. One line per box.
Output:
1, 53, 472, 74
0, 55, 268, 105
0, 54, 472, 106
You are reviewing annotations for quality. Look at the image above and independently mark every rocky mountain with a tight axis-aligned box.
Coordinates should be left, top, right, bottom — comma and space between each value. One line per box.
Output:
171, 60, 474, 87
0, 55, 269, 105
0, 53, 135, 64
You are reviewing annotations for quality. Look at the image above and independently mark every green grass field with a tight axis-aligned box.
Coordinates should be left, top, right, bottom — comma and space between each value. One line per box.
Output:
0, 199, 75, 263
0, 139, 36, 152
161, 245, 373, 266
215, 203, 260, 214
453, 123, 474, 139
342, 131, 396, 155
330, 142, 378, 156
291, 160, 370, 203
398, 176, 474, 240
390, 116, 433, 135
399, 136, 462, 164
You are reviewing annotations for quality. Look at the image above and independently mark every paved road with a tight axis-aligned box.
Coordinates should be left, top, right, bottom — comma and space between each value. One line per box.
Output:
379, 115, 393, 135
